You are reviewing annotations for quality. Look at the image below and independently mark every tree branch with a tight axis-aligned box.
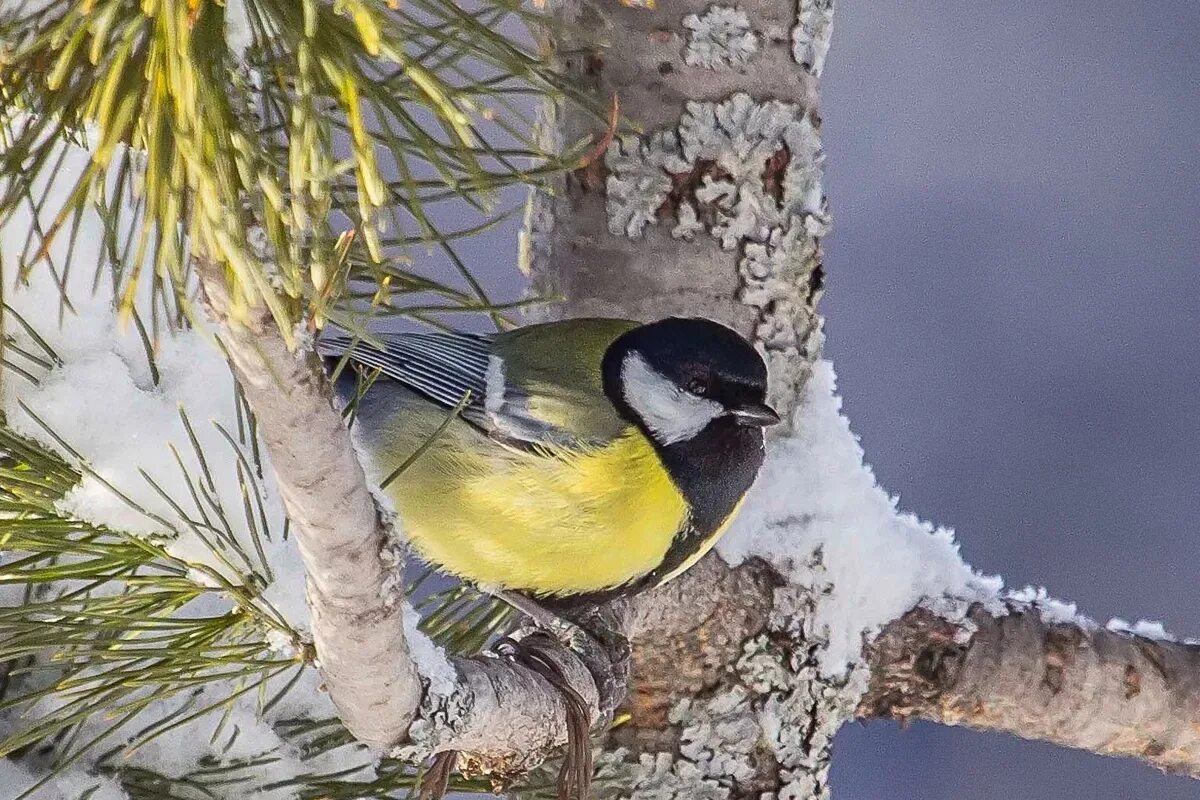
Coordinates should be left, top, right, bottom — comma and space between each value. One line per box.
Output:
861, 604, 1200, 778
197, 261, 422, 748
195, 0, 1200, 782
200, 251, 1200, 785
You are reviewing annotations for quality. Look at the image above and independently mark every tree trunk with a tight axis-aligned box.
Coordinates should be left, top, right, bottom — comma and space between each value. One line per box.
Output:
524, 0, 841, 794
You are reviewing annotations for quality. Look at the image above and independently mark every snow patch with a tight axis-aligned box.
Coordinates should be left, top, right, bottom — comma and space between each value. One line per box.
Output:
403, 602, 457, 697
1107, 617, 1174, 641
1, 143, 308, 633
1006, 586, 1089, 627
224, 0, 254, 57
0, 759, 128, 800
719, 360, 1001, 674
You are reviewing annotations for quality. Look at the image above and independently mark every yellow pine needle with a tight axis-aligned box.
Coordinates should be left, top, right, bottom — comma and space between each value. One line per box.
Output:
342, 0, 382, 56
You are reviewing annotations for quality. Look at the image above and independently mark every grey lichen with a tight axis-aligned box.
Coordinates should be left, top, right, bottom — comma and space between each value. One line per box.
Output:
604, 92, 828, 410
792, 0, 834, 76
672, 201, 705, 240
594, 750, 729, 800
605, 94, 823, 243
605, 131, 689, 238
672, 688, 761, 785
677, 94, 823, 243
683, 6, 758, 71
592, 557, 871, 800
519, 184, 558, 279
590, 688, 762, 799
733, 569, 871, 800
518, 95, 566, 285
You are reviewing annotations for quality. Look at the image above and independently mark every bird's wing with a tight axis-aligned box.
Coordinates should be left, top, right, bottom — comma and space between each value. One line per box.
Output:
318, 319, 636, 449
319, 331, 492, 414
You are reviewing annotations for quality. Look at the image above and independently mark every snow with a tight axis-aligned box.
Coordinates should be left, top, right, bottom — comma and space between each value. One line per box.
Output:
403, 601, 457, 696
224, 0, 254, 57
0, 143, 310, 631
0, 137, 427, 797
719, 360, 1002, 673
0, 1, 56, 16
1107, 617, 1174, 641
0, 759, 128, 800
13, 667, 368, 800
1007, 586, 1089, 627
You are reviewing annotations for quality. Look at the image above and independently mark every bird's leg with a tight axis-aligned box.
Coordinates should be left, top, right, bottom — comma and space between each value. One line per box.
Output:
418, 590, 607, 800
490, 588, 575, 636
556, 600, 632, 720
492, 633, 593, 800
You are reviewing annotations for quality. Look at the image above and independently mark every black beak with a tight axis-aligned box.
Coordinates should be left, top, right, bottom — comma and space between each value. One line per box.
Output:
730, 402, 781, 427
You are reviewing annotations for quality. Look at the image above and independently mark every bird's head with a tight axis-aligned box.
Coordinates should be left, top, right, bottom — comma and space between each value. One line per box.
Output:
602, 317, 779, 448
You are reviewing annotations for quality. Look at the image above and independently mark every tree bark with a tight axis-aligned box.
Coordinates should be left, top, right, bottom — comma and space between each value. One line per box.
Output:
862, 605, 1200, 779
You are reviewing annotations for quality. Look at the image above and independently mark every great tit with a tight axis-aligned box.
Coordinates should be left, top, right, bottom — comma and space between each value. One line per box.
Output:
319, 316, 779, 602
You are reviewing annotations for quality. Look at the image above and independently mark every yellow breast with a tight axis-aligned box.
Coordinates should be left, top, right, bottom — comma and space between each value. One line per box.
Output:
387, 427, 690, 595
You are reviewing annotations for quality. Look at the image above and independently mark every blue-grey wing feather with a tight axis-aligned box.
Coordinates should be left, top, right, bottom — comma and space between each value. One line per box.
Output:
318, 333, 491, 421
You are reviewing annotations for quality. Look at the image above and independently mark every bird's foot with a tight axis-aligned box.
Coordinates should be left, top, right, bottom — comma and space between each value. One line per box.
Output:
480, 592, 632, 800
493, 631, 592, 800
488, 589, 630, 717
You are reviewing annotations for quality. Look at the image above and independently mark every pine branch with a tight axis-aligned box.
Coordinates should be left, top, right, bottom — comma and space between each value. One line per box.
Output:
0, 0, 593, 342
194, 255, 422, 749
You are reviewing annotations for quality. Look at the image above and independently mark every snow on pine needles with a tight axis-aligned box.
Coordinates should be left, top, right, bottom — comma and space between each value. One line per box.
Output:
0, 142, 371, 798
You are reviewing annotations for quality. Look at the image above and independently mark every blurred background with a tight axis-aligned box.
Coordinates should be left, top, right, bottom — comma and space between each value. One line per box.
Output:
442, 0, 1200, 796
822, 1, 1200, 797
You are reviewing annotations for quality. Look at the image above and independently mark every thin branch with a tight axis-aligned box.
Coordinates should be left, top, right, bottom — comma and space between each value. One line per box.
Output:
196, 257, 421, 748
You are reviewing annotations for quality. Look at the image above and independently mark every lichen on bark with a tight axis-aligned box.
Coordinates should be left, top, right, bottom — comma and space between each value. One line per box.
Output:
602, 91, 826, 408
683, 5, 759, 70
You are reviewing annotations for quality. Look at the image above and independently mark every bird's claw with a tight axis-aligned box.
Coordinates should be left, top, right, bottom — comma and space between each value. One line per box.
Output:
488, 591, 631, 718
491, 631, 593, 800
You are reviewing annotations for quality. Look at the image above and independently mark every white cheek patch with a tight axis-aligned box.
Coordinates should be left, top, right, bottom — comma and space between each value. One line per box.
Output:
621, 352, 724, 445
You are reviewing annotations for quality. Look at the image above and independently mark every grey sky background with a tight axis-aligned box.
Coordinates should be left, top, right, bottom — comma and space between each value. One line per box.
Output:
821, 1, 1200, 797
435, 0, 1200, 796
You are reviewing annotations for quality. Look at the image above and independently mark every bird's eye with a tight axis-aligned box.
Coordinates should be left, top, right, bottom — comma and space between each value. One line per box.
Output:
686, 377, 707, 395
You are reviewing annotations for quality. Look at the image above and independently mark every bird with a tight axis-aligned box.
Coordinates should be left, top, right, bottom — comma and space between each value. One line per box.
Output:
318, 316, 779, 604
